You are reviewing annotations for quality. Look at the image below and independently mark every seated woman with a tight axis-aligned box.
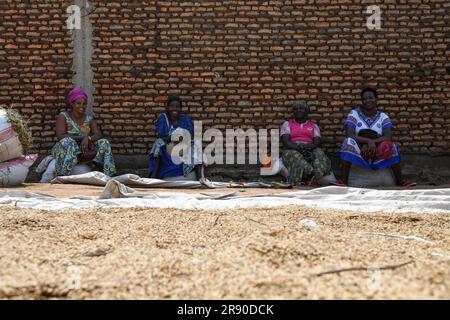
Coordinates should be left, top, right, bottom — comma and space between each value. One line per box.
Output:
336, 87, 415, 187
51, 88, 116, 177
149, 96, 206, 181
280, 101, 332, 186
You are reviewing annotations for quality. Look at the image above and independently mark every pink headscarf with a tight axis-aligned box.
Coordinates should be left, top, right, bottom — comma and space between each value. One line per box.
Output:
67, 88, 87, 108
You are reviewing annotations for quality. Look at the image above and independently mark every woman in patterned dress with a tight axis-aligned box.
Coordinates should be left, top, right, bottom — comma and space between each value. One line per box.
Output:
51, 88, 116, 177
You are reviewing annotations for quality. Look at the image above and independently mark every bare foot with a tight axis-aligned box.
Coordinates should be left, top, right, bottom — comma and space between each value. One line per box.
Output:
308, 172, 322, 187
199, 177, 215, 189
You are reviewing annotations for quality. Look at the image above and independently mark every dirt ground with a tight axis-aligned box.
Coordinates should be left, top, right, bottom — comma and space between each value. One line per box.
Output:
0, 200, 449, 299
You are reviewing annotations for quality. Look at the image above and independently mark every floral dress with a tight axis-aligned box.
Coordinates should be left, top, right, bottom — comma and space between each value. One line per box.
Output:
280, 119, 331, 185
51, 111, 116, 177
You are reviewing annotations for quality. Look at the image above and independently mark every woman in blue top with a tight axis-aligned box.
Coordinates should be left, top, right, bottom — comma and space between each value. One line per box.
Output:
149, 96, 204, 180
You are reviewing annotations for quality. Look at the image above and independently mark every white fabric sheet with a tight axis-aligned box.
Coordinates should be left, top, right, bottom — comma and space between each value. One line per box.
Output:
0, 175, 449, 213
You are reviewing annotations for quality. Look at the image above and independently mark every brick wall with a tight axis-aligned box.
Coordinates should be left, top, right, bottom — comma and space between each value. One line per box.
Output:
1, 0, 449, 158
0, 0, 73, 153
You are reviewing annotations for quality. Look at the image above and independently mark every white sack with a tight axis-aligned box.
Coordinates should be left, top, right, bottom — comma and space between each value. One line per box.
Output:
0, 154, 37, 186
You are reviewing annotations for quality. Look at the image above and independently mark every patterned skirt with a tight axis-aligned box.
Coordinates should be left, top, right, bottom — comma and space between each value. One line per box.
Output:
51, 137, 116, 177
281, 148, 331, 186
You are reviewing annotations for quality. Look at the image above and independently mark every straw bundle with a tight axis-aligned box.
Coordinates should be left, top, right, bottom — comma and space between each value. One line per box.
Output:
1, 107, 33, 154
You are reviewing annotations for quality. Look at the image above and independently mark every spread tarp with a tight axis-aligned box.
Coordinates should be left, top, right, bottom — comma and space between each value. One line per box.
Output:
0, 172, 449, 213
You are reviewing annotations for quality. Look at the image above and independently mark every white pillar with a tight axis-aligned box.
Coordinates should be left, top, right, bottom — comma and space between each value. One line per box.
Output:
71, 0, 94, 114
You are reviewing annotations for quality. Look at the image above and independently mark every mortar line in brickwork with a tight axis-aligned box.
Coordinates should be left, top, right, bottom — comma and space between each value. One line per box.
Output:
72, 0, 94, 115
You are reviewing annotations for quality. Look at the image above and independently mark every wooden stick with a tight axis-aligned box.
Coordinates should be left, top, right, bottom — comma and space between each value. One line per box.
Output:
312, 260, 414, 277
357, 232, 434, 244
245, 216, 268, 226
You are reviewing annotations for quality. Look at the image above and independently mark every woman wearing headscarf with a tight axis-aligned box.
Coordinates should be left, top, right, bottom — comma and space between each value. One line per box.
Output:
280, 101, 332, 186
51, 88, 116, 177
149, 96, 206, 181
336, 87, 415, 187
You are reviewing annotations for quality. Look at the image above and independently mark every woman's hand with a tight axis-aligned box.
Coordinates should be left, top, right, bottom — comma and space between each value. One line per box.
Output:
367, 140, 377, 158
80, 136, 90, 153
303, 143, 316, 150
295, 143, 314, 153
361, 145, 369, 160
361, 141, 376, 160
88, 137, 95, 150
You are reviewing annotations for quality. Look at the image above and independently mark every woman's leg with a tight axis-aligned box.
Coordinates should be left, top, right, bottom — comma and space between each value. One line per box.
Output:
377, 143, 405, 186
340, 160, 352, 185
51, 137, 80, 176
339, 137, 366, 185
194, 164, 204, 180
310, 148, 332, 181
391, 162, 403, 186
150, 155, 161, 178
188, 140, 205, 180
282, 150, 313, 186
94, 138, 117, 177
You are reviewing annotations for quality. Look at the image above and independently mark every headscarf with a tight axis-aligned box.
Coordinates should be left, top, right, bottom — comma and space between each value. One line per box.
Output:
167, 95, 182, 108
292, 100, 309, 111
67, 88, 87, 108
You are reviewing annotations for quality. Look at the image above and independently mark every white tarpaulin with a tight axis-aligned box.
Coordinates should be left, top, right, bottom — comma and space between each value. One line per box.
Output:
50, 172, 268, 188
0, 174, 449, 213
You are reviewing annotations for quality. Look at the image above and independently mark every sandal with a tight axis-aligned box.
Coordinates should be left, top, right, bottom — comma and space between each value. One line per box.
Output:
270, 181, 293, 188
330, 179, 347, 187
199, 177, 215, 189
402, 181, 417, 188
308, 175, 320, 187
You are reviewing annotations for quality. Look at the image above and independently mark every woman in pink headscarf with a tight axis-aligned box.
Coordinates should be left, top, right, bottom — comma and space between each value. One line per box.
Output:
51, 88, 116, 177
